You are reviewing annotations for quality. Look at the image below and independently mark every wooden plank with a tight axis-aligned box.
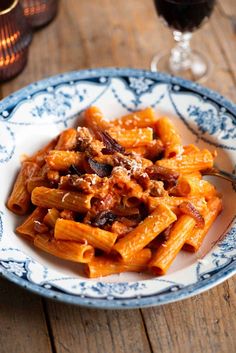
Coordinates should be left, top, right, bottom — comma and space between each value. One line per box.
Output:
45, 300, 152, 353
211, 0, 236, 84
141, 277, 236, 353
0, 278, 52, 353
191, 9, 236, 101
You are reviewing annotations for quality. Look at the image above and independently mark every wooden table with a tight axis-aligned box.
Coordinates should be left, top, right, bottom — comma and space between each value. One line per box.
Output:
0, 1, 236, 352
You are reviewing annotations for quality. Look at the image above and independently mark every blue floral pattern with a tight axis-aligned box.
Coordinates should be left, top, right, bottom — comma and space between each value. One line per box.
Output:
0, 68, 235, 308
128, 77, 155, 95
0, 125, 15, 163
31, 88, 87, 118
1, 261, 26, 277
187, 105, 236, 139
218, 223, 236, 253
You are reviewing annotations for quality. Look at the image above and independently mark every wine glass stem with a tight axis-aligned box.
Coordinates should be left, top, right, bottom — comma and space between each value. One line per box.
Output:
169, 31, 192, 72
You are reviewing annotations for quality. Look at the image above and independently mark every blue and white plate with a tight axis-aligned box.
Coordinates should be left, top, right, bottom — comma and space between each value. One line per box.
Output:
0, 68, 235, 309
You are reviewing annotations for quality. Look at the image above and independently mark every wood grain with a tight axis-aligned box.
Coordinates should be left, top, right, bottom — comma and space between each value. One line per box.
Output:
0, 278, 52, 353
141, 278, 236, 353
45, 300, 152, 353
211, 0, 236, 84
0, 1, 236, 353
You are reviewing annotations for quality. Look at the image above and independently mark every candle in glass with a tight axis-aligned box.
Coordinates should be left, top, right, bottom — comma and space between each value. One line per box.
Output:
0, 0, 32, 81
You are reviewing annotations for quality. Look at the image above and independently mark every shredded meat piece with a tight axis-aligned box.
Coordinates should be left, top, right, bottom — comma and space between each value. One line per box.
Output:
76, 127, 93, 152
59, 174, 109, 195
148, 180, 167, 197
91, 192, 118, 212
136, 172, 150, 190
84, 193, 119, 225
145, 165, 179, 187
112, 153, 151, 178
111, 166, 131, 188
179, 201, 205, 228
87, 157, 113, 177
111, 221, 134, 236
91, 211, 117, 227
86, 140, 105, 157
96, 130, 125, 154
33, 221, 49, 234
119, 216, 141, 227
59, 175, 76, 190
144, 139, 164, 161
60, 210, 74, 220
76, 127, 105, 156
68, 164, 83, 176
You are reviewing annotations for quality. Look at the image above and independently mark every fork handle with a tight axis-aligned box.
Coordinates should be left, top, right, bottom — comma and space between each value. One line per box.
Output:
205, 168, 236, 184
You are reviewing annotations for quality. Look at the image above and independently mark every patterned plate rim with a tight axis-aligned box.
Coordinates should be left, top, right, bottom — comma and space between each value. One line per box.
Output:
0, 67, 235, 309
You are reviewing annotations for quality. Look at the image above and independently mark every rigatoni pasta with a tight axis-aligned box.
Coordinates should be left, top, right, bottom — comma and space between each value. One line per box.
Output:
149, 215, 196, 275
54, 219, 118, 253
34, 234, 94, 263
184, 197, 223, 252
31, 187, 93, 213
155, 116, 183, 158
7, 106, 222, 278
7, 161, 40, 215
85, 249, 152, 278
113, 204, 177, 261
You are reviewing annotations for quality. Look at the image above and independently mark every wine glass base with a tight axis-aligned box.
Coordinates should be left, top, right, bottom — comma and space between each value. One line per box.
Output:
151, 50, 212, 82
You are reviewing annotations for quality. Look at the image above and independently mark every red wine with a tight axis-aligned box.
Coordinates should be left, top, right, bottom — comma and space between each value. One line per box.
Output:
154, 0, 216, 32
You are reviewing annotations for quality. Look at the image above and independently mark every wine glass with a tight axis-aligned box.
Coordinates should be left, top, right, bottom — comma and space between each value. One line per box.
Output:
151, 0, 216, 81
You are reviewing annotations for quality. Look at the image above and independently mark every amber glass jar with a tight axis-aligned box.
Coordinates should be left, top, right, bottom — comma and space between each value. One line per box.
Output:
0, 0, 32, 81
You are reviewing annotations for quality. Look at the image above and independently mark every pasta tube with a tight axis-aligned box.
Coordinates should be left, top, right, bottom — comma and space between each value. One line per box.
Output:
85, 248, 152, 278
55, 128, 77, 150
31, 187, 92, 212
84, 106, 110, 130
43, 208, 60, 228
113, 204, 177, 261
156, 149, 214, 173
155, 116, 183, 157
108, 128, 153, 148
7, 162, 40, 215
34, 234, 94, 263
26, 176, 51, 193
54, 219, 118, 253
176, 175, 217, 200
126, 139, 164, 160
184, 197, 222, 252
147, 196, 207, 213
45, 150, 84, 171
112, 107, 157, 128
149, 215, 196, 275
16, 207, 48, 240
183, 144, 200, 155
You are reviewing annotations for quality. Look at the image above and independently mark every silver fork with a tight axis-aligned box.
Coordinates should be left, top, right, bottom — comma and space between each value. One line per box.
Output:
202, 167, 236, 184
